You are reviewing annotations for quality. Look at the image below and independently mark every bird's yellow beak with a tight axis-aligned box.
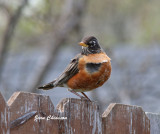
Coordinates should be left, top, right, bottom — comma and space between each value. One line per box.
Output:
79, 42, 88, 47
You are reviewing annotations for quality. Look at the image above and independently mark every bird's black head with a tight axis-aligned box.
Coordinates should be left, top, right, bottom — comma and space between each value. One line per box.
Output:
79, 36, 102, 55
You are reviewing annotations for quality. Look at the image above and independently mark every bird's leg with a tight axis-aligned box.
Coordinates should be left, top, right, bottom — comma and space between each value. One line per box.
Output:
68, 89, 91, 101
69, 90, 84, 99
81, 92, 91, 101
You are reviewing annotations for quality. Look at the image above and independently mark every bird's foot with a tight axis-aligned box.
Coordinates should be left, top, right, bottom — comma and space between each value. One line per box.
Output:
80, 96, 91, 102
81, 92, 91, 102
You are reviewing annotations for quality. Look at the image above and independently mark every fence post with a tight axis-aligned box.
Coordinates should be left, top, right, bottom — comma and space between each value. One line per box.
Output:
0, 92, 10, 134
102, 103, 150, 134
1, 91, 158, 134
146, 112, 160, 134
8, 92, 60, 134
57, 98, 102, 134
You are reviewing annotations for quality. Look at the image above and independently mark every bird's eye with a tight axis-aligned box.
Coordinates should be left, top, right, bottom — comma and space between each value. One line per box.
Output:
89, 40, 96, 45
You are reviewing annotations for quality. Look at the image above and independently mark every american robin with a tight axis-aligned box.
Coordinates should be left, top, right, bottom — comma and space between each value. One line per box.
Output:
38, 36, 111, 101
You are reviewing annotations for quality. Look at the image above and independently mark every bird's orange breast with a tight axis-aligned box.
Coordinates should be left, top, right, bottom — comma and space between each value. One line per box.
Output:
67, 52, 111, 92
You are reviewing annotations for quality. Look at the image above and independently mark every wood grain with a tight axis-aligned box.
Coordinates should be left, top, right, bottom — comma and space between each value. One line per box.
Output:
0, 92, 10, 134
102, 103, 150, 134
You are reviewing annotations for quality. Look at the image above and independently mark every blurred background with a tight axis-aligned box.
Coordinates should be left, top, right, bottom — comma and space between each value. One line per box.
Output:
0, 0, 160, 113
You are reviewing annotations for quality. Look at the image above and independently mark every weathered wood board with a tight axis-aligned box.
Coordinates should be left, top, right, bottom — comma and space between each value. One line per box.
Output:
146, 112, 160, 134
102, 103, 150, 134
2, 91, 160, 134
0, 92, 10, 134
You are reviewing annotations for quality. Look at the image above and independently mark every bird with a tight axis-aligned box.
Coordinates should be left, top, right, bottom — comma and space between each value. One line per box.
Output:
38, 36, 111, 101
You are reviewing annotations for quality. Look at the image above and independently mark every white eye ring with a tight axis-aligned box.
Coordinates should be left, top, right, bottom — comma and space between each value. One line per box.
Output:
92, 41, 96, 44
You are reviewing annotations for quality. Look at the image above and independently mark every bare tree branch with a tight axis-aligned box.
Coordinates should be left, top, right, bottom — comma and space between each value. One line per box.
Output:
0, 3, 11, 16
28, 0, 88, 92
0, 0, 28, 80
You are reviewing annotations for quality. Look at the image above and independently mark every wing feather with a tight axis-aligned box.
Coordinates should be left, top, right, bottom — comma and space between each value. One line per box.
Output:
54, 54, 81, 87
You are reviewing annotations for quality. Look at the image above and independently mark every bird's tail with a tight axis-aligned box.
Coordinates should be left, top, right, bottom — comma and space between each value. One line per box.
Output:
38, 80, 56, 90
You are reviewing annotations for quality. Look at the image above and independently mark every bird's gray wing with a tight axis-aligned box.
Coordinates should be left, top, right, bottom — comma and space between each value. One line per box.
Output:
38, 54, 82, 90
53, 54, 82, 87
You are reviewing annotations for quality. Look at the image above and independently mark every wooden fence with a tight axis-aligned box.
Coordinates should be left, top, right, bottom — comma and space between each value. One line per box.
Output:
0, 91, 160, 134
